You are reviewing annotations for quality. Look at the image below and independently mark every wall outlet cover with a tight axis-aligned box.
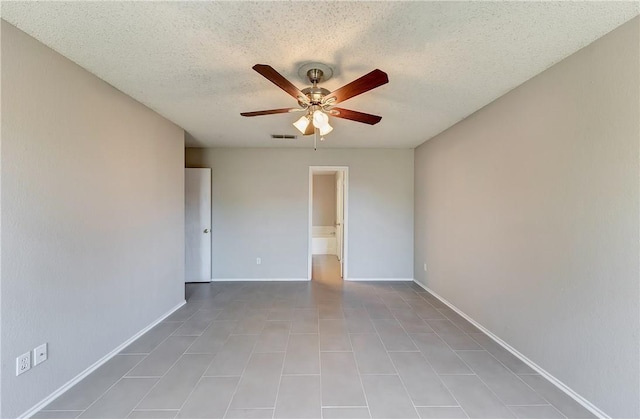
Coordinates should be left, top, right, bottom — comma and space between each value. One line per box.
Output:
34, 343, 48, 366
17, 352, 31, 376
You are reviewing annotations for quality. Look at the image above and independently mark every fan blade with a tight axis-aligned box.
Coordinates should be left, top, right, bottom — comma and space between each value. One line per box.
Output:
324, 69, 388, 104
253, 64, 307, 102
330, 107, 382, 125
241, 108, 299, 117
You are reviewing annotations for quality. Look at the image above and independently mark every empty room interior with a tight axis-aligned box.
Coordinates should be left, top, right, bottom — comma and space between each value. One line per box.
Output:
1, 2, 638, 419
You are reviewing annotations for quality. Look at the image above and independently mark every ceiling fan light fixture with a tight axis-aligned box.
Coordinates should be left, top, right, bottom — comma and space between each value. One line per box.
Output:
319, 123, 333, 136
293, 115, 310, 134
312, 110, 329, 128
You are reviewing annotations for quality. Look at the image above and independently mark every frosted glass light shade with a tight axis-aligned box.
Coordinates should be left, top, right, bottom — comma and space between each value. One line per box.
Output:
312, 110, 329, 128
319, 123, 333, 136
293, 115, 310, 134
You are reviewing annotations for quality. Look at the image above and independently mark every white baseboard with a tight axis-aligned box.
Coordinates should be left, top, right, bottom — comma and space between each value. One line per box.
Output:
20, 300, 186, 419
412, 279, 609, 419
346, 278, 414, 282
210, 278, 309, 282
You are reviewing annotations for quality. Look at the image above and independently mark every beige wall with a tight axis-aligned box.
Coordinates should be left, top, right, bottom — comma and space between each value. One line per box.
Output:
1, 22, 185, 417
414, 18, 639, 418
313, 174, 337, 227
186, 147, 414, 280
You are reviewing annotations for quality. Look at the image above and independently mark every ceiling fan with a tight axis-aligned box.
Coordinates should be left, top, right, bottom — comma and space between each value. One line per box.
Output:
240, 63, 389, 140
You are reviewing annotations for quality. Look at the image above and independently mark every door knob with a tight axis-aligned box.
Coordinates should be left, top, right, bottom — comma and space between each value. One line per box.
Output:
203, 229, 210, 234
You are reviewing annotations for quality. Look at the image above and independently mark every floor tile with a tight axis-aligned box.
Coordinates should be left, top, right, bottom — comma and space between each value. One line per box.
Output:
391, 309, 434, 333
253, 321, 290, 352
416, 407, 468, 418
78, 378, 157, 419
229, 352, 285, 409
164, 303, 202, 322
321, 352, 367, 407
509, 405, 566, 419
33, 282, 595, 419
172, 316, 213, 336
373, 318, 417, 351
205, 334, 258, 376
322, 407, 371, 419
411, 333, 472, 375
364, 303, 394, 319
344, 309, 376, 333
274, 375, 321, 418
426, 319, 465, 334
320, 318, 348, 334
419, 294, 448, 310
224, 409, 274, 418
437, 333, 482, 350
283, 333, 320, 374
268, 308, 294, 321
389, 351, 458, 407
190, 307, 224, 322
187, 321, 236, 354
31, 411, 83, 419
177, 376, 239, 418
457, 351, 546, 405
519, 375, 596, 418
438, 310, 480, 333
408, 302, 446, 320
136, 354, 213, 409
46, 355, 145, 410
233, 310, 268, 335
291, 309, 319, 333
379, 293, 413, 309
320, 332, 353, 351
121, 323, 182, 354
350, 333, 396, 374
128, 410, 178, 418
469, 334, 536, 375
361, 375, 418, 418
127, 336, 195, 377
440, 375, 515, 418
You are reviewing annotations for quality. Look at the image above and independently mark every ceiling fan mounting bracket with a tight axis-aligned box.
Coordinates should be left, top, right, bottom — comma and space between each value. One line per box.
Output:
297, 62, 333, 84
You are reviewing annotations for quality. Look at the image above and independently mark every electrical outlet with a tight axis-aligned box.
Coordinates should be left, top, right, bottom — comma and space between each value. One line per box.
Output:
256, 257, 261, 265
34, 343, 48, 366
423, 263, 427, 272
16, 352, 31, 376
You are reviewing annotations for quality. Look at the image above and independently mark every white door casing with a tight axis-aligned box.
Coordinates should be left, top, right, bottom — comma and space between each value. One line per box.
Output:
185, 168, 212, 282
336, 171, 345, 278
308, 166, 348, 280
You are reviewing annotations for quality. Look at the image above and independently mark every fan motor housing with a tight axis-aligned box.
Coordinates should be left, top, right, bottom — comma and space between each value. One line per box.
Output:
300, 87, 330, 106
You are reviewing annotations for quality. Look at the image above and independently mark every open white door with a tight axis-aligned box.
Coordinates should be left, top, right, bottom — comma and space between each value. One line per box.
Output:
336, 171, 345, 278
185, 168, 212, 282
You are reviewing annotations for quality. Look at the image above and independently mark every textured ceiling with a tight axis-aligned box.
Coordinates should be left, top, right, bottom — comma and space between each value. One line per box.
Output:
1, 2, 638, 148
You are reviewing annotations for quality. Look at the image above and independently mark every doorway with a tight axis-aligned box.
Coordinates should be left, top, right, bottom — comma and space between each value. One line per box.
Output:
185, 168, 212, 282
308, 166, 348, 281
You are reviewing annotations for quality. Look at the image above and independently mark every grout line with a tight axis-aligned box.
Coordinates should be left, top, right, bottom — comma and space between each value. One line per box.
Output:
126, 301, 223, 417
270, 322, 291, 419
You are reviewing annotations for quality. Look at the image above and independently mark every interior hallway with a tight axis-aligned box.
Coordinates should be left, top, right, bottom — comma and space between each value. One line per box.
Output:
31, 276, 594, 419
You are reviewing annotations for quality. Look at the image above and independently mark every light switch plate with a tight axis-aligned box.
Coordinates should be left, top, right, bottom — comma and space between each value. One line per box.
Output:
34, 343, 48, 366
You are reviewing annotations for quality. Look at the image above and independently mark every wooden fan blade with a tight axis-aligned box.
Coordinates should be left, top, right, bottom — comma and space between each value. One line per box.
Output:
240, 108, 298, 117
330, 107, 382, 125
325, 69, 388, 104
253, 64, 306, 101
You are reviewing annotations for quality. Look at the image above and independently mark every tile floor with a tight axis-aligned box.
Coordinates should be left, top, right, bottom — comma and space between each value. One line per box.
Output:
33, 256, 595, 419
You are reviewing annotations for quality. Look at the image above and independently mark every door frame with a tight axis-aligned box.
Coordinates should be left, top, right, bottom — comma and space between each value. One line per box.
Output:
308, 166, 349, 281
185, 167, 212, 282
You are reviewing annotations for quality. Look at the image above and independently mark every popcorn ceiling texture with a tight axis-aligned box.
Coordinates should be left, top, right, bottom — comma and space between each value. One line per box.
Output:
2, 1, 638, 148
